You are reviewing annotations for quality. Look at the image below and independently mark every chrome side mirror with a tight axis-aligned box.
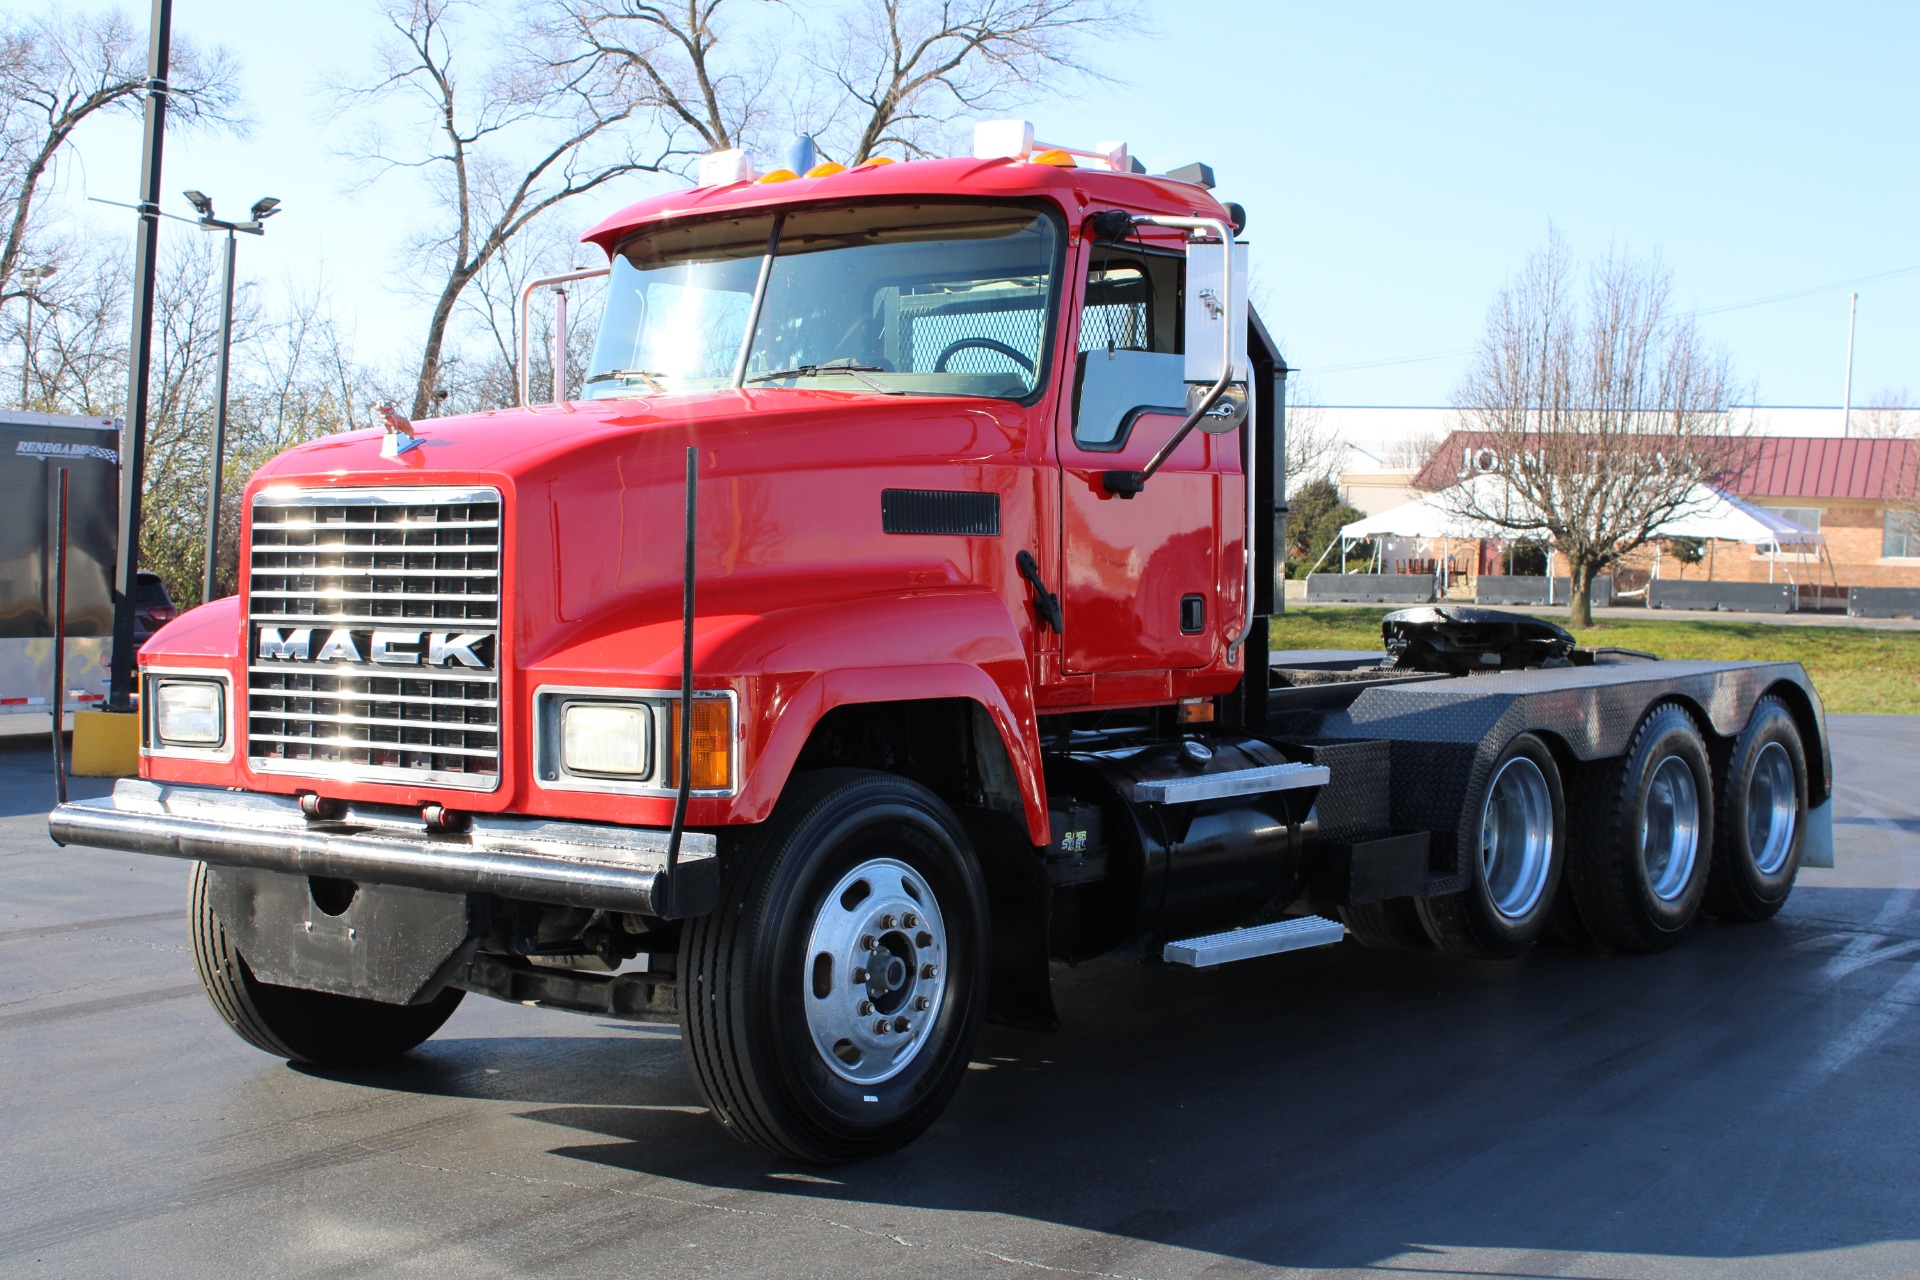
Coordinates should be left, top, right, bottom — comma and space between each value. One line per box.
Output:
1096, 212, 1248, 495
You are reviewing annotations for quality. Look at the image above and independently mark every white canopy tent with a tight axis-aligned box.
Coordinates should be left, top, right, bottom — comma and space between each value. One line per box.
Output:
1323, 478, 1828, 592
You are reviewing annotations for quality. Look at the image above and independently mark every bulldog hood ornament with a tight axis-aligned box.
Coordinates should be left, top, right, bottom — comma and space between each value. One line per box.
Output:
376, 402, 425, 457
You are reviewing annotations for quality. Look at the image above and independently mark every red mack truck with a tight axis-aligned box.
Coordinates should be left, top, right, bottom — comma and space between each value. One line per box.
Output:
51, 121, 1833, 1163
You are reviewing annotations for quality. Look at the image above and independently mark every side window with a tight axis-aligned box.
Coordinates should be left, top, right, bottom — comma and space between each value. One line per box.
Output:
1886, 510, 1920, 558
1072, 248, 1186, 450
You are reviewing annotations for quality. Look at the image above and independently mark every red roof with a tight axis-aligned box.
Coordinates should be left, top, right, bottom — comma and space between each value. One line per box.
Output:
1413, 431, 1915, 501
1728, 436, 1914, 500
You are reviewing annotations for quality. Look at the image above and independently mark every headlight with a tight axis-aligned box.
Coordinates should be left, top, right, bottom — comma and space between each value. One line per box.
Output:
154, 679, 224, 747
561, 702, 652, 776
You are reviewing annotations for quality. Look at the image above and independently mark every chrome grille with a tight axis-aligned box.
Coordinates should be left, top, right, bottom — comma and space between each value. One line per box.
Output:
246, 486, 503, 790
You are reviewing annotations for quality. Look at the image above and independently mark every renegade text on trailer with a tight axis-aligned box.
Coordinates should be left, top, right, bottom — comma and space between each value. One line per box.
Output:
52, 122, 1833, 1162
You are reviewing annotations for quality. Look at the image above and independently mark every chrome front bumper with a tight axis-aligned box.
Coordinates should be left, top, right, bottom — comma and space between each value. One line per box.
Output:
50, 779, 718, 918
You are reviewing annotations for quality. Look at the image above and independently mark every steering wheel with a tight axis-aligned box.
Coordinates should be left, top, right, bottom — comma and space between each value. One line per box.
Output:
934, 337, 1034, 374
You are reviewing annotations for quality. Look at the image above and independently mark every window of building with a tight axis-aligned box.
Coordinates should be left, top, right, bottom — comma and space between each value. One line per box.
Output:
1769, 506, 1822, 533
1885, 510, 1920, 558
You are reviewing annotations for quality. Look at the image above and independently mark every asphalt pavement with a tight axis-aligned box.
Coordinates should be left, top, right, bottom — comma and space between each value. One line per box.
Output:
2, 718, 1916, 1279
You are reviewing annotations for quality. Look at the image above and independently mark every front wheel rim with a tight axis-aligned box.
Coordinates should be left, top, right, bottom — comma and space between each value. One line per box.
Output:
1479, 754, 1555, 920
1640, 755, 1701, 902
803, 857, 948, 1086
1747, 741, 1799, 875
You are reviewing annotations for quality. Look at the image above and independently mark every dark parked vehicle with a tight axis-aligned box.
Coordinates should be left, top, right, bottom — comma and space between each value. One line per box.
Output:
132, 571, 178, 647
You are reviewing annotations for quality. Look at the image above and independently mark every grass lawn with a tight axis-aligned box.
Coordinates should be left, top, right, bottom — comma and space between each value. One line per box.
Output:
1271, 607, 1920, 715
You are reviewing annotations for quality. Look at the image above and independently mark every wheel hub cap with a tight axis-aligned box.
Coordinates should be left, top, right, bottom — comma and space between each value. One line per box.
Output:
1640, 755, 1701, 902
1747, 741, 1798, 875
805, 858, 947, 1085
1479, 754, 1554, 920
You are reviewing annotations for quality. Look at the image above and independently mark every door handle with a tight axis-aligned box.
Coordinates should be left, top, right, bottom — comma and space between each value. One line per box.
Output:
1015, 550, 1063, 633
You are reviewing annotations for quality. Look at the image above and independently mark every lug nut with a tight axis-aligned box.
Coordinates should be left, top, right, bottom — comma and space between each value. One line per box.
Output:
851, 966, 868, 984
902, 913, 918, 928
879, 914, 896, 928
914, 995, 930, 1011
861, 934, 876, 950
893, 1016, 911, 1033
920, 963, 937, 979
858, 1000, 873, 1016
916, 931, 933, 948
874, 1018, 892, 1035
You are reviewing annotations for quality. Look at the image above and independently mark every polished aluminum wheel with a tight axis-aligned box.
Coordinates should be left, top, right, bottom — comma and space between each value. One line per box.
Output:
1747, 741, 1799, 875
1640, 755, 1701, 902
1479, 755, 1554, 920
804, 857, 948, 1086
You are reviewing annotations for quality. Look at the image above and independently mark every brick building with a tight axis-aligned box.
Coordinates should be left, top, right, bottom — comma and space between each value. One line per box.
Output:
1406, 433, 1920, 591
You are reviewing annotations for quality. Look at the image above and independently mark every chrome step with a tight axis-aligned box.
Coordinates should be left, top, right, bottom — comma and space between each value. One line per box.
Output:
1163, 915, 1347, 967
1132, 761, 1329, 805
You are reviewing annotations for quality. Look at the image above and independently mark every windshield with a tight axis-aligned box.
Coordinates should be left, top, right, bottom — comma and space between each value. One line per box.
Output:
585, 203, 1060, 402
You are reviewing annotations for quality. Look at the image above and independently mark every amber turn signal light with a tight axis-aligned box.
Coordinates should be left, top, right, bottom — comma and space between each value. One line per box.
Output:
670, 697, 734, 791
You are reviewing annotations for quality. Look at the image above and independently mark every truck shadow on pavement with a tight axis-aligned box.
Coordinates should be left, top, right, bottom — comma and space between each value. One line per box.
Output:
346, 886, 1920, 1272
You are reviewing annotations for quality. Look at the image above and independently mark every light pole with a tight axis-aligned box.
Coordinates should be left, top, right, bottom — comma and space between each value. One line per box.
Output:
1842, 290, 1858, 439
19, 264, 57, 407
182, 190, 278, 603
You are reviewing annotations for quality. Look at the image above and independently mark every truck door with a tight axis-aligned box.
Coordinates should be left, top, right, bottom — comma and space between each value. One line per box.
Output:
1056, 244, 1238, 673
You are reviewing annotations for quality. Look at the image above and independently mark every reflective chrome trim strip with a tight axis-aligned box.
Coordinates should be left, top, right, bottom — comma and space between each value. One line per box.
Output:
247, 731, 500, 759
253, 485, 500, 508
247, 594, 503, 610
248, 566, 499, 579
248, 688, 499, 709
246, 664, 499, 684
248, 755, 499, 790
249, 709, 500, 734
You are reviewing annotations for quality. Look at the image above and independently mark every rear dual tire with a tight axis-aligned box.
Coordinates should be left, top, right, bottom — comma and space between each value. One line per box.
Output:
1705, 697, 1808, 922
1565, 704, 1714, 952
1416, 734, 1566, 958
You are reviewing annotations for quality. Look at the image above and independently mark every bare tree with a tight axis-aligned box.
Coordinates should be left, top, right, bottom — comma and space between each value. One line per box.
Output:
1444, 231, 1743, 627
539, 0, 784, 158
1283, 379, 1343, 494
812, 0, 1139, 163
1854, 387, 1916, 440
340, 0, 669, 418
543, 0, 1139, 171
455, 213, 601, 411
0, 5, 241, 302
1385, 428, 1443, 471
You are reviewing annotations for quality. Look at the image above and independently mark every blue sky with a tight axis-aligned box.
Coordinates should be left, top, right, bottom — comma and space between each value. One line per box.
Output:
49, 0, 1920, 408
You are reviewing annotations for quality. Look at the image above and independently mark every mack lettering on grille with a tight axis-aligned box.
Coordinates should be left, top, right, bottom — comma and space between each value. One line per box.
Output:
255, 627, 491, 669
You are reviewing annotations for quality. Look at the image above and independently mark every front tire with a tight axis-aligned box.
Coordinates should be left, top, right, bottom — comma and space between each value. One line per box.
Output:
187, 862, 464, 1066
1705, 697, 1807, 922
1416, 733, 1565, 958
1566, 705, 1714, 952
679, 770, 989, 1163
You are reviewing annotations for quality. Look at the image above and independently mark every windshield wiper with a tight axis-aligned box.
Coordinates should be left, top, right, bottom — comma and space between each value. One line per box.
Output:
586, 368, 668, 391
746, 359, 902, 395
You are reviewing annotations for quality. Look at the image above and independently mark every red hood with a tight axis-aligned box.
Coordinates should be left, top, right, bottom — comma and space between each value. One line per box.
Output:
245, 386, 1036, 665
252, 387, 980, 483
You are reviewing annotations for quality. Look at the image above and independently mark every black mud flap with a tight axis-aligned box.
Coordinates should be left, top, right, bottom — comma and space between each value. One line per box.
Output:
206, 866, 481, 1005
963, 811, 1060, 1033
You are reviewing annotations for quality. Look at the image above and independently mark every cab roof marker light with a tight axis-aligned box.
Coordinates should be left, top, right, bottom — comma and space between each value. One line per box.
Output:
697, 148, 755, 187
972, 119, 1132, 172
972, 118, 1035, 161
805, 161, 846, 178
756, 168, 798, 184
1092, 139, 1131, 173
